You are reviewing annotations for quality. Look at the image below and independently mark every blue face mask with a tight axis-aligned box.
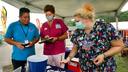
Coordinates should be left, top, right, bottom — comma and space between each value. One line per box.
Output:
75, 21, 85, 29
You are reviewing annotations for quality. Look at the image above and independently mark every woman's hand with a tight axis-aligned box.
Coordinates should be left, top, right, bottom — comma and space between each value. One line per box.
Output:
44, 35, 50, 39
60, 59, 69, 64
93, 54, 105, 65
60, 57, 70, 64
51, 37, 58, 43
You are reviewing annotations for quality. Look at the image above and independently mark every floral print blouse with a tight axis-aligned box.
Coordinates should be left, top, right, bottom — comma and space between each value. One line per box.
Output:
71, 20, 121, 72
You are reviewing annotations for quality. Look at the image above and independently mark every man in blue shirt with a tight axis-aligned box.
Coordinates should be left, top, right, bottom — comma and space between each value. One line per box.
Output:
4, 7, 39, 72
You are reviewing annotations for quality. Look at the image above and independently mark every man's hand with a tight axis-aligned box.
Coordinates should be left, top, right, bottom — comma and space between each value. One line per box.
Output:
93, 54, 105, 65
15, 42, 24, 49
29, 42, 33, 47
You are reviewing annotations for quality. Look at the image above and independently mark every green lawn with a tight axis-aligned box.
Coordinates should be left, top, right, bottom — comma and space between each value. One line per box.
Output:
116, 54, 128, 72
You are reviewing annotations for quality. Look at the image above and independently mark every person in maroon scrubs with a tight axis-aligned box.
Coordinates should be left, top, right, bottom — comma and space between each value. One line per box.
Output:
40, 4, 68, 68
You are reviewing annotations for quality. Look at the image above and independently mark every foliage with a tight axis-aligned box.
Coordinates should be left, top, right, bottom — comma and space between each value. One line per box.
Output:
97, 11, 128, 22
0, 40, 2, 45
96, 15, 115, 23
118, 11, 128, 21
67, 20, 76, 26
0, 34, 3, 45
66, 11, 128, 26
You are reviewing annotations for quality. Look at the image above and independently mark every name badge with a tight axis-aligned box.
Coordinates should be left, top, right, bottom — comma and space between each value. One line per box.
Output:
24, 40, 29, 44
56, 24, 61, 29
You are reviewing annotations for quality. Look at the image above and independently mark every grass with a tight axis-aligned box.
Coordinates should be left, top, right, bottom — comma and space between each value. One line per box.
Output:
0, 40, 3, 45
116, 54, 128, 72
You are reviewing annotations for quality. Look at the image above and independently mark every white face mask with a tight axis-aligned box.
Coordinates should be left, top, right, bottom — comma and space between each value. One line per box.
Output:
75, 21, 86, 29
46, 15, 54, 21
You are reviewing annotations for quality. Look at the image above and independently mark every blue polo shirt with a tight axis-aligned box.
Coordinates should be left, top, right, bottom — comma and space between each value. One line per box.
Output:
5, 21, 39, 61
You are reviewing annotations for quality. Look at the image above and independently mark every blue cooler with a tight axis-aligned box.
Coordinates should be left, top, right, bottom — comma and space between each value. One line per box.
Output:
27, 55, 48, 72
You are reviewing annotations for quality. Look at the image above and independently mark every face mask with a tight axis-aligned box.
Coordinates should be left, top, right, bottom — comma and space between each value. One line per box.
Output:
75, 21, 85, 29
46, 16, 54, 21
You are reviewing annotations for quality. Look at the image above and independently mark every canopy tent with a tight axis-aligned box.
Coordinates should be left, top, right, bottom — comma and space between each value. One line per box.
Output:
2, 0, 128, 18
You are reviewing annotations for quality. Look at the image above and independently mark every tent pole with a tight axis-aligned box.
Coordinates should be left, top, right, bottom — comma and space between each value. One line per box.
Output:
115, 16, 119, 30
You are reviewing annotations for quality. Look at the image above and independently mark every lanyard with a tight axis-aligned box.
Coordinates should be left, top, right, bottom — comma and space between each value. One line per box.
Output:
20, 24, 29, 38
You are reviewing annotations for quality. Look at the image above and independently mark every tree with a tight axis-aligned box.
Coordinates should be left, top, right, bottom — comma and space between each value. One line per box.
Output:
67, 20, 76, 26
118, 11, 128, 21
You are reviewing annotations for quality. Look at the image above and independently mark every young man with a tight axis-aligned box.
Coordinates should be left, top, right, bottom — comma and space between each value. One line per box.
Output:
4, 7, 39, 72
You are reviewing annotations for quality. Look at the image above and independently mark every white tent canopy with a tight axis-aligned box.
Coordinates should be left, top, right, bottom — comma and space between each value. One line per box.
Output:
3, 0, 128, 18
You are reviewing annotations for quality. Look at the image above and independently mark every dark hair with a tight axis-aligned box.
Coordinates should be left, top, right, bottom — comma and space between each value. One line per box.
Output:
19, 7, 30, 16
44, 5, 55, 14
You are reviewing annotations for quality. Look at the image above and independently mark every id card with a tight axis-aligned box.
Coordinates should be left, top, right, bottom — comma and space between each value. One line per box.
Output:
24, 40, 29, 44
56, 24, 61, 29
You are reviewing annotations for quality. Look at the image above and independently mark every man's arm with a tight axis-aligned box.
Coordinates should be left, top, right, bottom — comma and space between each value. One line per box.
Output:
4, 38, 16, 45
4, 38, 24, 49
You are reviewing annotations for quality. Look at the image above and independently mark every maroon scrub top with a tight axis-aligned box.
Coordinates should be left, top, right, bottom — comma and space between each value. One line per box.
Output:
40, 18, 68, 55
